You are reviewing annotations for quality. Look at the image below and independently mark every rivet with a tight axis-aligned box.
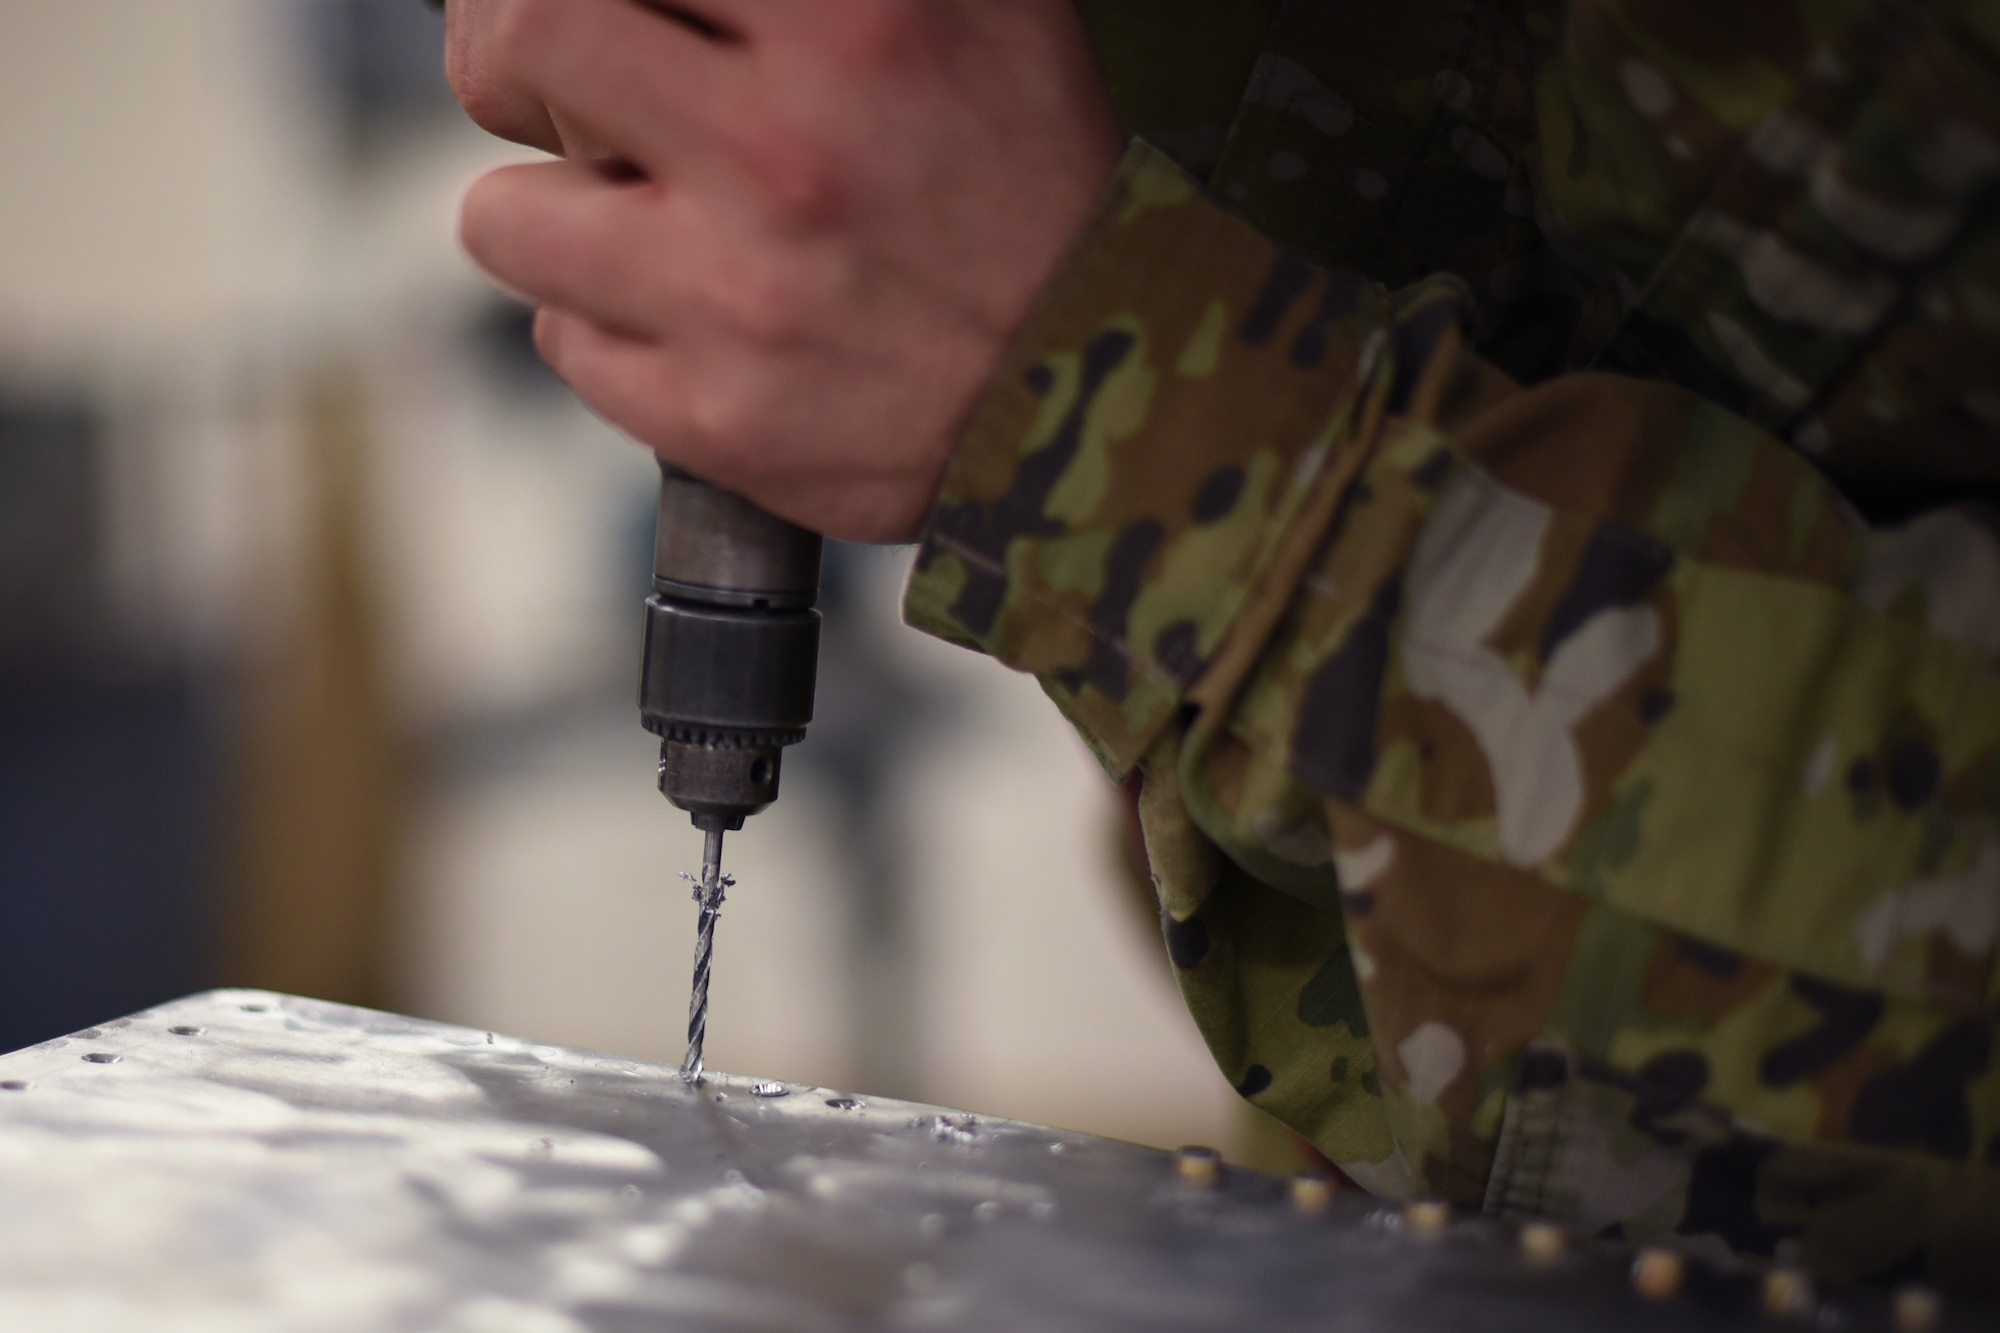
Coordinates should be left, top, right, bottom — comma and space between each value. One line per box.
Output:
1403, 1199, 1450, 1238
1632, 1247, 1685, 1301
1762, 1268, 1814, 1320
1893, 1285, 1941, 1333
1289, 1172, 1335, 1217
1174, 1145, 1221, 1188
1518, 1220, 1565, 1264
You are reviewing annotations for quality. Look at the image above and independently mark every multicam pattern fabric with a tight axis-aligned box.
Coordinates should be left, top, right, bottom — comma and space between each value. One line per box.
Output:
904, 0, 2000, 1293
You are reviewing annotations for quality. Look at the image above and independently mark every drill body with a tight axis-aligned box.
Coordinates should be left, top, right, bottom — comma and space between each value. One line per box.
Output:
638, 464, 821, 1079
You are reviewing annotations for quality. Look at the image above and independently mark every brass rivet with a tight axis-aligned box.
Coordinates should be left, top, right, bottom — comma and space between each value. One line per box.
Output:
1631, 1247, 1685, 1301
1518, 1220, 1565, 1265
1173, 1145, 1221, 1188
1893, 1285, 1942, 1333
1403, 1199, 1450, 1238
1762, 1268, 1814, 1320
1289, 1172, 1335, 1216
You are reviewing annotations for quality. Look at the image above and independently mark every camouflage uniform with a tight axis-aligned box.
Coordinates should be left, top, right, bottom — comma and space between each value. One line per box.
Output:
905, 0, 2000, 1293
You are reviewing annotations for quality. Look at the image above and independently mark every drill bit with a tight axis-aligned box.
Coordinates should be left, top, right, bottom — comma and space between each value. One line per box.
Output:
679, 822, 732, 1084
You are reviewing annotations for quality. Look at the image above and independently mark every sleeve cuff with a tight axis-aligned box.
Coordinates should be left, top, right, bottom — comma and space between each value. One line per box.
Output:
904, 140, 1392, 776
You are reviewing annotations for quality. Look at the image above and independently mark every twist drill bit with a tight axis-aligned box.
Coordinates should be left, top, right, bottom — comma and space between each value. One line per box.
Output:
680, 823, 732, 1084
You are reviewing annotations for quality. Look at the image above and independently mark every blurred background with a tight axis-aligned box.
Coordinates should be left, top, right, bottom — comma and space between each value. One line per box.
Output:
0, 0, 1279, 1160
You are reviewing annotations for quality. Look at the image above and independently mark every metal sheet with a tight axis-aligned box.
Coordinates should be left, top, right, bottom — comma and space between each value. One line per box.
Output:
0, 991, 1970, 1331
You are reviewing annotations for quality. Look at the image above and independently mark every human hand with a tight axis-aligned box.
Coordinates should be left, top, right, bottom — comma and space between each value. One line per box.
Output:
450, 0, 1123, 542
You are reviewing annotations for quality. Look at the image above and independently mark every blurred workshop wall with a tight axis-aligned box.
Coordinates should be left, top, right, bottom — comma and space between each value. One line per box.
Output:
0, 0, 466, 1033
0, 0, 1253, 1159
0, 0, 315, 1046
221, 364, 405, 1008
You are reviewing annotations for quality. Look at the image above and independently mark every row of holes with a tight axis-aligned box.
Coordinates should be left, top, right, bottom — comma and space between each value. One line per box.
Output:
1, 1017, 231, 1090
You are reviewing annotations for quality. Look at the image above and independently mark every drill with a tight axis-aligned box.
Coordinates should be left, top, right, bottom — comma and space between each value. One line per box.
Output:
638, 463, 821, 1083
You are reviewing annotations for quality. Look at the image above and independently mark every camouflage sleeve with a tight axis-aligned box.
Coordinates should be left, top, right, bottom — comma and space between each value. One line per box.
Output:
904, 142, 2000, 1254
905, 141, 1408, 778
1205, 319, 2000, 1275
910, 135, 1999, 997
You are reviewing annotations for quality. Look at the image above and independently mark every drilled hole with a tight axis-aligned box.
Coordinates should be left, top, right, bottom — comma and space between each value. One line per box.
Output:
169, 1026, 202, 1037
240, 1004, 268, 1013
0, 1081, 26, 1092
81, 1053, 119, 1065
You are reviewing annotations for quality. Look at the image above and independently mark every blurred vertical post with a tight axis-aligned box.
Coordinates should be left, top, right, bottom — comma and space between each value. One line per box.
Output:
222, 363, 404, 1008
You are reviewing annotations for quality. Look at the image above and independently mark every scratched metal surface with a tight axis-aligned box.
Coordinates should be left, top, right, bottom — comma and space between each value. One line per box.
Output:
0, 990, 1972, 1332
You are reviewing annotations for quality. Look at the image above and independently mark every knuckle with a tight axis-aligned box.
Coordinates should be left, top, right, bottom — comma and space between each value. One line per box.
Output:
823, 0, 923, 69
736, 124, 845, 229
722, 285, 803, 346
446, 58, 524, 144
691, 371, 772, 452
453, 87, 514, 142
703, 259, 814, 346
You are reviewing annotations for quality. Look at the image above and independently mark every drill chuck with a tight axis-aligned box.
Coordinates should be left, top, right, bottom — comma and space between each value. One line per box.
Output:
639, 463, 821, 829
